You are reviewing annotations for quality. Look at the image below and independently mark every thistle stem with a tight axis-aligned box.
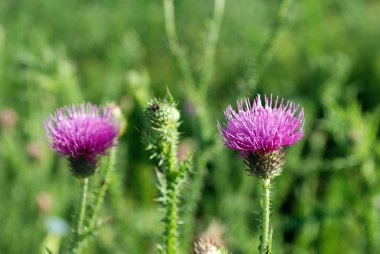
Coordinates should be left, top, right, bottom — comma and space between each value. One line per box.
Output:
78, 178, 89, 235
199, 0, 225, 97
165, 180, 179, 254
89, 146, 117, 230
260, 178, 271, 254
70, 177, 89, 254
256, 0, 292, 77
244, 0, 293, 94
163, 129, 180, 254
163, 0, 196, 94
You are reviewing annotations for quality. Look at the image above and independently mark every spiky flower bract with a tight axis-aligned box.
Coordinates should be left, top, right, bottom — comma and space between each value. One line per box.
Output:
145, 97, 180, 130
45, 103, 119, 178
217, 94, 304, 178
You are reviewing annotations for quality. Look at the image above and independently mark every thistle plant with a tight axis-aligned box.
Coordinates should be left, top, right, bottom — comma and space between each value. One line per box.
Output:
144, 94, 191, 254
218, 95, 304, 253
44, 103, 120, 253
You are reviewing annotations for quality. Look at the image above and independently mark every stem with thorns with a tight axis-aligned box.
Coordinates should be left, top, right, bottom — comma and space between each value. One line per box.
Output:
260, 178, 271, 254
162, 127, 180, 254
165, 177, 180, 254
69, 177, 89, 254
145, 96, 192, 254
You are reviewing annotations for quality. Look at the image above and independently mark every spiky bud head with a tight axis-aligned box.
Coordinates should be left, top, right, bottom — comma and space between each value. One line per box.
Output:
145, 97, 180, 129
244, 151, 285, 179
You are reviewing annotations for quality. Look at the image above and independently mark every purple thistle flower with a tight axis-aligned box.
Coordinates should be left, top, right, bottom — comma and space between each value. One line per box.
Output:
45, 103, 120, 177
218, 94, 304, 155
218, 95, 304, 178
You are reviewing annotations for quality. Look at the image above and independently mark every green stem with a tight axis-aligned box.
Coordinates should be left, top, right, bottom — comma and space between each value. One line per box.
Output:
164, 129, 180, 254
244, 0, 293, 94
165, 180, 179, 254
70, 177, 89, 254
88, 147, 117, 231
256, 0, 292, 73
365, 196, 379, 253
180, 145, 213, 251
157, 126, 180, 253
77, 178, 89, 235
163, 0, 196, 94
199, 0, 225, 97
260, 178, 271, 254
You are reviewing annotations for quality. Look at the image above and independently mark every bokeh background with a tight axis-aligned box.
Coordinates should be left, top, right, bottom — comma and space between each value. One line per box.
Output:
1, 0, 380, 253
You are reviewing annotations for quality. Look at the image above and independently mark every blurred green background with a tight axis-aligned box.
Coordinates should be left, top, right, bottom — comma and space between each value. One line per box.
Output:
1, 0, 380, 253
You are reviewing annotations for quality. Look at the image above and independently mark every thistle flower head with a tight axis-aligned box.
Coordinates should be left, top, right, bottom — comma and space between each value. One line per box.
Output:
45, 103, 120, 177
218, 95, 304, 178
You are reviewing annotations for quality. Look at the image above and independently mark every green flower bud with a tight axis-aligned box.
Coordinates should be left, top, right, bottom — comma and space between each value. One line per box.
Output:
145, 98, 180, 129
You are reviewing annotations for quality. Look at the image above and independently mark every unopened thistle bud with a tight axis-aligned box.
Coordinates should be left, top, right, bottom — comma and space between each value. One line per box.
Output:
145, 97, 180, 129
218, 95, 304, 179
44, 103, 120, 178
